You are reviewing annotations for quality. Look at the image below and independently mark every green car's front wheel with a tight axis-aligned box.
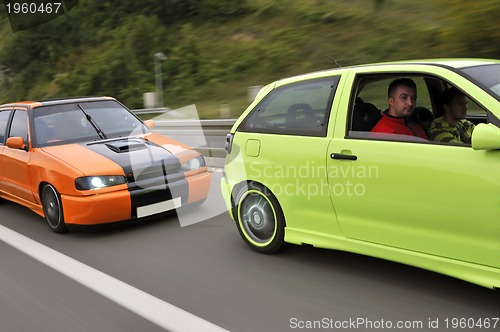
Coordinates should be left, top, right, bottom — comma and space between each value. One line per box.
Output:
235, 183, 285, 254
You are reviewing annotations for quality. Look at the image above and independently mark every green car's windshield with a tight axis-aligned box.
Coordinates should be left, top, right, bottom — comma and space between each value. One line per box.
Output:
461, 64, 500, 101
33, 100, 149, 147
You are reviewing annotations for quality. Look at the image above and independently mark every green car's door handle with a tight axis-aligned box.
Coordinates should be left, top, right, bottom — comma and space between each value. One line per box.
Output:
330, 153, 357, 161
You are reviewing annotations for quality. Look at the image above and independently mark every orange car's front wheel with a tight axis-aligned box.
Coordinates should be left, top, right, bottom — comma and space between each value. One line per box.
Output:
41, 184, 68, 233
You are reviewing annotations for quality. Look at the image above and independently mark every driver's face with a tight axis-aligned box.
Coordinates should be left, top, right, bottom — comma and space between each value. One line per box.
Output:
448, 94, 468, 121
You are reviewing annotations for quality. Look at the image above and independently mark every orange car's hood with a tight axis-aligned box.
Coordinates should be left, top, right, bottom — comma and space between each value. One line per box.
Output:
40, 135, 195, 177
41, 144, 127, 176
145, 132, 199, 164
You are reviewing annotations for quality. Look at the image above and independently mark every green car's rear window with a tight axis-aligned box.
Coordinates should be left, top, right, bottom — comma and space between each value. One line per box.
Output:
239, 76, 340, 137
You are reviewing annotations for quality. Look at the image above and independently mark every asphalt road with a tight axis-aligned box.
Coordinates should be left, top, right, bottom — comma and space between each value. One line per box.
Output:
1, 173, 499, 332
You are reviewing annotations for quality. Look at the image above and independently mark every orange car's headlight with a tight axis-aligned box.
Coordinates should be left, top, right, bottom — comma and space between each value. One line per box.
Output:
181, 156, 206, 172
75, 176, 127, 191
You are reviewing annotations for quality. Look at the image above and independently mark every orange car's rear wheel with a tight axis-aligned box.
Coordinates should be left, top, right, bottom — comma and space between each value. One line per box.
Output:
41, 184, 68, 233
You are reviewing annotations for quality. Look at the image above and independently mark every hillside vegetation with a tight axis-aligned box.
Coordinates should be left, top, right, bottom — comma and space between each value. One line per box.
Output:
0, 0, 498, 118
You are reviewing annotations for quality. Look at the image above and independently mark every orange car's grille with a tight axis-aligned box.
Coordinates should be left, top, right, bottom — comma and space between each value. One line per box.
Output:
136, 166, 165, 181
127, 162, 182, 189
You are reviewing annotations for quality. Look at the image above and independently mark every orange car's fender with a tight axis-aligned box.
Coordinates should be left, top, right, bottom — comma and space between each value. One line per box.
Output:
29, 144, 126, 200
28, 145, 132, 224
28, 149, 85, 204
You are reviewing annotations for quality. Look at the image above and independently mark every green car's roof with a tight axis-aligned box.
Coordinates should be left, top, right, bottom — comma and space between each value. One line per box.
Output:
275, 58, 499, 87
381, 58, 500, 68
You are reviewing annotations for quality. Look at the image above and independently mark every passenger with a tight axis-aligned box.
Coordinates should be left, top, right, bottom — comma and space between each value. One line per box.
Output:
371, 78, 428, 139
429, 87, 475, 144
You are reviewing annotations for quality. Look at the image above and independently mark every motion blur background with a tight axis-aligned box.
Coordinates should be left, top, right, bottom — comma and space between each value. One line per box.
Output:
0, 0, 498, 117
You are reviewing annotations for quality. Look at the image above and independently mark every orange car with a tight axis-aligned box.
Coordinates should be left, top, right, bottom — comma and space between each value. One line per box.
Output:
0, 97, 211, 232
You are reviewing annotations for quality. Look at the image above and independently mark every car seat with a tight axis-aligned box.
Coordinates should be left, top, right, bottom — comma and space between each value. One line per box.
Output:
34, 118, 52, 145
351, 102, 382, 131
51, 114, 76, 141
285, 103, 317, 128
411, 106, 434, 134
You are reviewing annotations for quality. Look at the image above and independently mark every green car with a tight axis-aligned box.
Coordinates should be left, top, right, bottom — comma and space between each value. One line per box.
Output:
221, 59, 500, 289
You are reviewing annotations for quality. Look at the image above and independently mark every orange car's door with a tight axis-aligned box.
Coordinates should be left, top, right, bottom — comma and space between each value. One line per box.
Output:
0, 109, 13, 195
0, 145, 3, 194
1, 108, 36, 204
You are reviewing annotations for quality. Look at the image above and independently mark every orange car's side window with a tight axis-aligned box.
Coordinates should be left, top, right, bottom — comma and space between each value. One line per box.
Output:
8, 110, 28, 145
0, 110, 13, 145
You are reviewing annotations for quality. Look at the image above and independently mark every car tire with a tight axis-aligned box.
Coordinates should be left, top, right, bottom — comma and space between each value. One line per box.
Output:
235, 182, 286, 254
41, 184, 68, 233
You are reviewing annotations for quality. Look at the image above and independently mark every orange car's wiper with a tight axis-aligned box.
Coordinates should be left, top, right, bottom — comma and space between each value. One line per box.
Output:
78, 105, 107, 139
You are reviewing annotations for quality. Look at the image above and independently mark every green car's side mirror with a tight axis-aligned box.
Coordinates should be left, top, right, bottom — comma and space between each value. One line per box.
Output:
472, 123, 500, 150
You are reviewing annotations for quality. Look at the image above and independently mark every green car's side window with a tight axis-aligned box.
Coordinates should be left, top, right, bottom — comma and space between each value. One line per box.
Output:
349, 74, 491, 147
239, 76, 340, 137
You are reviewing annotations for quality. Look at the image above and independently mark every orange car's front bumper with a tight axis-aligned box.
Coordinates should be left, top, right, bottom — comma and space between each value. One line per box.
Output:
61, 170, 211, 225
186, 170, 211, 204
61, 189, 132, 225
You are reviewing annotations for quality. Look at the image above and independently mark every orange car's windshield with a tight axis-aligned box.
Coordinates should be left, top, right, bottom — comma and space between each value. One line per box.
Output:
33, 100, 149, 147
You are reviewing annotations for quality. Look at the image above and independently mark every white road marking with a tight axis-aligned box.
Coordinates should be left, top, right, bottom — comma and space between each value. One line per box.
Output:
0, 224, 229, 332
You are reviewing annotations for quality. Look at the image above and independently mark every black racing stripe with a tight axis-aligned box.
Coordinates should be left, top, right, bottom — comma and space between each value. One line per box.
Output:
83, 138, 189, 218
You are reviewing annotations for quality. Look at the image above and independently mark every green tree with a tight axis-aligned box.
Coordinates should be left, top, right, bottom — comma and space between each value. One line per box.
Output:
436, 0, 500, 57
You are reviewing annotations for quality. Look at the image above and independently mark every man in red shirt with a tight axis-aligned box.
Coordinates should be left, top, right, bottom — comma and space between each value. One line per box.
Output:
371, 78, 428, 140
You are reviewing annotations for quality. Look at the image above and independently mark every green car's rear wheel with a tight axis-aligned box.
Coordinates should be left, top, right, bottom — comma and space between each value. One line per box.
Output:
235, 183, 285, 253
41, 184, 68, 233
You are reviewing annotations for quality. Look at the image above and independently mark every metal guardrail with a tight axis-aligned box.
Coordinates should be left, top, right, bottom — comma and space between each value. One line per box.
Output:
131, 109, 236, 168
155, 119, 236, 169
131, 107, 173, 115
151, 119, 236, 157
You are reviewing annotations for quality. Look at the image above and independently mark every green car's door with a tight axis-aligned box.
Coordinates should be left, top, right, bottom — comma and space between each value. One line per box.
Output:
328, 137, 500, 268
327, 69, 500, 268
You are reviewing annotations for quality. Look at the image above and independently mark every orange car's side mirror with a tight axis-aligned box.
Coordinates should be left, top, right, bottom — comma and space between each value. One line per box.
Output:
6, 137, 26, 150
144, 119, 155, 129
